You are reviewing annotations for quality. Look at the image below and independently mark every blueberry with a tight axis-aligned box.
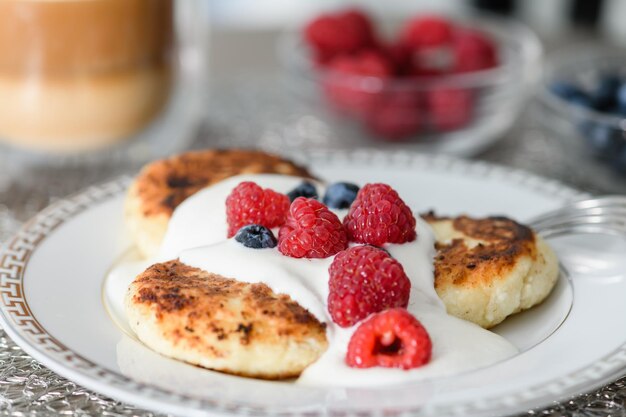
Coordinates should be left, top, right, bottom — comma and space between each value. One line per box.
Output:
591, 74, 621, 111
287, 181, 318, 202
578, 121, 624, 157
549, 81, 592, 108
234, 224, 277, 249
323, 182, 360, 209
569, 94, 593, 109
611, 146, 626, 175
616, 83, 626, 116
549, 81, 583, 100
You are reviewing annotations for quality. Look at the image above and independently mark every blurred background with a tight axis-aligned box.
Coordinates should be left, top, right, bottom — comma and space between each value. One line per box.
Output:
1, 0, 626, 213
204, 0, 626, 195
210, 0, 625, 43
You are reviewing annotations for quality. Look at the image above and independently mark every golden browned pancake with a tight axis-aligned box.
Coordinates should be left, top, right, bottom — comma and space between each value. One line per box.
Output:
423, 213, 559, 329
125, 260, 328, 379
125, 149, 313, 258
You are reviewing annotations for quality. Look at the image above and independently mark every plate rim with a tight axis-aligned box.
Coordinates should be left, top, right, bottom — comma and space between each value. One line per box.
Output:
2, 149, 618, 417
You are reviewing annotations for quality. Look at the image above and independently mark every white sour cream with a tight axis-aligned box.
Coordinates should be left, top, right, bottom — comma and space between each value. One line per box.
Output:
106, 174, 518, 387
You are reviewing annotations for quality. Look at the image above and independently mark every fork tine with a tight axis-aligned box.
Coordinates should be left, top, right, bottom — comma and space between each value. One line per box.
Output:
570, 196, 626, 209
538, 225, 626, 239
530, 197, 626, 222
539, 218, 626, 231
535, 216, 626, 239
535, 214, 626, 228
528, 195, 626, 231
527, 195, 626, 240
530, 208, 626, 229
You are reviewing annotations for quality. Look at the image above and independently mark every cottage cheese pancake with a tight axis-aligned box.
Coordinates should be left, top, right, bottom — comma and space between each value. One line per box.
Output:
125, 150, 313, 258
126, 260, 327, 379
424, 213, 559, 329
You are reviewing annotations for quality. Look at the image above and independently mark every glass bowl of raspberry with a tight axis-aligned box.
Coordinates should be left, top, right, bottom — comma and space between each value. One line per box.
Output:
278, 9, 542, 156
540, 47, 626, 182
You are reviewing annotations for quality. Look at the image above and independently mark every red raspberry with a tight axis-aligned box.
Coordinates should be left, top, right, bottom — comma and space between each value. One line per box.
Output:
304, 8, 375, 64
365, 92, 422, 141
452, 28, 498, 73
402, 15, 454, 49
225, 182, 290, 238
278, 197, 347, 258
324, 50, 394, 116
409, 66, 445, 78
328, 246, 411, 327
346, 308, 432, 369
327, 49, 393, 78
382, 41, 413, 76
426, 88, 473, 132
342, 9, 376, 44
343, 183, 417, 246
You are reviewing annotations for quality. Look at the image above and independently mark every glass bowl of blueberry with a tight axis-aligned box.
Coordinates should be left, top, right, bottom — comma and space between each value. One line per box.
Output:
541, 49, 626, 176
278, 8, 542, 156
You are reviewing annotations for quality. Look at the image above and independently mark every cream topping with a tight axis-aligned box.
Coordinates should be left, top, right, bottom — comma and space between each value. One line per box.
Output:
106, 174, 518, 387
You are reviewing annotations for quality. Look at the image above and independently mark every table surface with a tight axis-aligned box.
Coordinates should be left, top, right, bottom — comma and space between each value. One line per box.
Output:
0, 29, 624, 417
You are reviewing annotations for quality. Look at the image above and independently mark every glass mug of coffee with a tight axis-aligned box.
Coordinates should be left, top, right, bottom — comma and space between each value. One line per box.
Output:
0, 0, 207, 155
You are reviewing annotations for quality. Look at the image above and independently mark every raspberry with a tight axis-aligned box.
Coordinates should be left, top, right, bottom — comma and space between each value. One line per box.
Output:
365, 92, 422, 141
328, 246, 411, 327
342, 9, 376, 45
225, 182, 290, 238
343, 183, 416, 246
304, 8, 375, 64
278, 197, 347, 258
409, 66, 445, 78
382, 41, 413, 76
452, 28, 498, 73
327, 49, 393, 78
346, 308, 432, 369
402, 15, 454, 49
426, 88, 473, 132
324, 50, 394, 116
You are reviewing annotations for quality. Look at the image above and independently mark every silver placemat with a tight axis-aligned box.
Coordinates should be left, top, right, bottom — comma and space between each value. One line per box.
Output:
0, 80, 624, 416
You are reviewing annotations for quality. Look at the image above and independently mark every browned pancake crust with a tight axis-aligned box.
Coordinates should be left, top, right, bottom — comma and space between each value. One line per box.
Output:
423, 212, 537, 290
135, 149, 312, 218
129, 260, 327, 378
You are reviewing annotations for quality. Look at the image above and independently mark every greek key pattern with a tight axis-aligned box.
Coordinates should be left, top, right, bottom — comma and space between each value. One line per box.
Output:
0, 152, 622, 417
0, 179, 130, 340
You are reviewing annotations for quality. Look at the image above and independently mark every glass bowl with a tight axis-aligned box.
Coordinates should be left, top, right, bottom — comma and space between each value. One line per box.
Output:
540, 48, 626, 179
278, 12, 542, 156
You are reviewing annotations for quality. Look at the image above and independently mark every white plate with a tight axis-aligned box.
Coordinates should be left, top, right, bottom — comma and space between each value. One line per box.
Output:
1, 150, 626, 417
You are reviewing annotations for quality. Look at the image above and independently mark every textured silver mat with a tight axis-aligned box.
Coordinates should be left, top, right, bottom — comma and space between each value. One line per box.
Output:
0, 80, 623, 416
